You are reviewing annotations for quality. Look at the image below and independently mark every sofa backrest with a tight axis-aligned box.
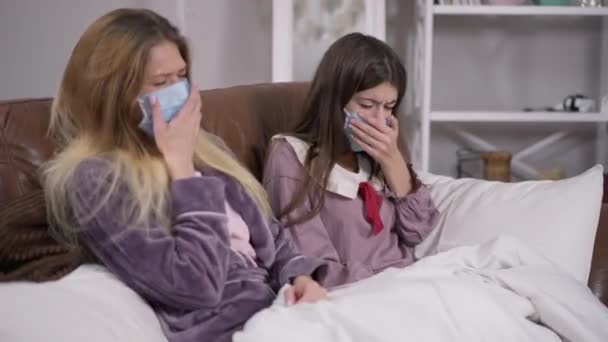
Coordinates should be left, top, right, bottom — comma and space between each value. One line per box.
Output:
0, 82, 311, 205
0, 98, 54, 204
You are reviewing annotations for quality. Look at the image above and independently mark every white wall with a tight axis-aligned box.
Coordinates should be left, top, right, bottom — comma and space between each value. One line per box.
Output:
0, 0, 272, 100
0, 0, 137, 100
184, 0, 272, 90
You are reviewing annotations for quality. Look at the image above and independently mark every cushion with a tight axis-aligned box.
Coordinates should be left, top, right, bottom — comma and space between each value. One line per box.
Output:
0, 265, 167, 342
415, 165, 604, 283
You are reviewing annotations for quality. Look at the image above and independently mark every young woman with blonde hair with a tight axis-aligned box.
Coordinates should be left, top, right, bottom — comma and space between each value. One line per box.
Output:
43, 8, 326, 342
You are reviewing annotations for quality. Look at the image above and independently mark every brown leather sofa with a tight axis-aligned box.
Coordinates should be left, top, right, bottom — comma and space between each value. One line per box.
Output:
1, 82, 606, 306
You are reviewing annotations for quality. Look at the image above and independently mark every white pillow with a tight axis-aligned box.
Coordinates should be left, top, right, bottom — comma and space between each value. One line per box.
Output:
0, 265, 167, 342
415, 165, 604, 284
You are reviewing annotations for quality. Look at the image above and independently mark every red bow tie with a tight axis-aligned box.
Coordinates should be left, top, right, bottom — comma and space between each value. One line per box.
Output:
358, 182, 384, 235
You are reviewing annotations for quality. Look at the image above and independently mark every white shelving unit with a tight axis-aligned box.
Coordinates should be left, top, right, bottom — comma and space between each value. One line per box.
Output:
412, 0, 608, 179
434, 4, 608, 16
431, 111, 608, 122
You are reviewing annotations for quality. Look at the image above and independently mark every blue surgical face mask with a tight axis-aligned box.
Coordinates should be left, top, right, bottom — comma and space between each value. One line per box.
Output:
343, 109, 365, 152
343, 108, 392, 153
138, 79, 190, 136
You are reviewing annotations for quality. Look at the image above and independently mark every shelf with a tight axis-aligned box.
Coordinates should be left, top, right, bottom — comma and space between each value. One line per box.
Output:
430, 111, 608, 122
434, 5, 608, 16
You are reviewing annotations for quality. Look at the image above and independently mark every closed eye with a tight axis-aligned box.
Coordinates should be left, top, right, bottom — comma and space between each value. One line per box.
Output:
153, 81, 167, 87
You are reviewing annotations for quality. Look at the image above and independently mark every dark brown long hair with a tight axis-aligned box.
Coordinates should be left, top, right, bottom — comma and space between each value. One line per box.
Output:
280, 32, 407, 225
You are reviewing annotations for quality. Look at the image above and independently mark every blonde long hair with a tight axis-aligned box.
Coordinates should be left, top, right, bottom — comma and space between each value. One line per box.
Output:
43, 8, 270, 245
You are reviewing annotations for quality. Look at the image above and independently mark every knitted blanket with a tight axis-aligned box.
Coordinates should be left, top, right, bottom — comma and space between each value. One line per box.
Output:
0, 190, 86, 282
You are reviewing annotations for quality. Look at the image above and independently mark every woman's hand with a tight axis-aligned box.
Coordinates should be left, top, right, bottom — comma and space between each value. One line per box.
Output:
151, 83, 202, 180
284, 275, 328, 305
350, 116, 413, 196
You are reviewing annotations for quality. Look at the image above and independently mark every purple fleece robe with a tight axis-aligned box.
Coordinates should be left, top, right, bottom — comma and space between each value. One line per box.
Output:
67, 157, 326, 342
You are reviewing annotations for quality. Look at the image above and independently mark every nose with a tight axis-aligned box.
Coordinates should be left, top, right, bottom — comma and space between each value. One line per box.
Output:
167, 75, 181, 86
373, 105, 391, 119
369, 106, 382, 119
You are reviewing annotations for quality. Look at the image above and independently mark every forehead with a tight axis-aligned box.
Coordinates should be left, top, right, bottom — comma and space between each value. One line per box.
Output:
145, 40, 186, 76
354, 82, 397, 101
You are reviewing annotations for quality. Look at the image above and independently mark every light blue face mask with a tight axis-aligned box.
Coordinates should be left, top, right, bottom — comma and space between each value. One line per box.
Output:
343, 109, 365, 152
138, 79, 190, 136
343, 109, 392, 153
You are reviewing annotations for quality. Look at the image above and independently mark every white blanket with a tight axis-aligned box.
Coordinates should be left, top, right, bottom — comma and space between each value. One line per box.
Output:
234, 236, 608, 342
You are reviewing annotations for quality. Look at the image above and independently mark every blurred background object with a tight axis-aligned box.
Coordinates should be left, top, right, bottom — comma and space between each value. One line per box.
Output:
482, 151, 513, 181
